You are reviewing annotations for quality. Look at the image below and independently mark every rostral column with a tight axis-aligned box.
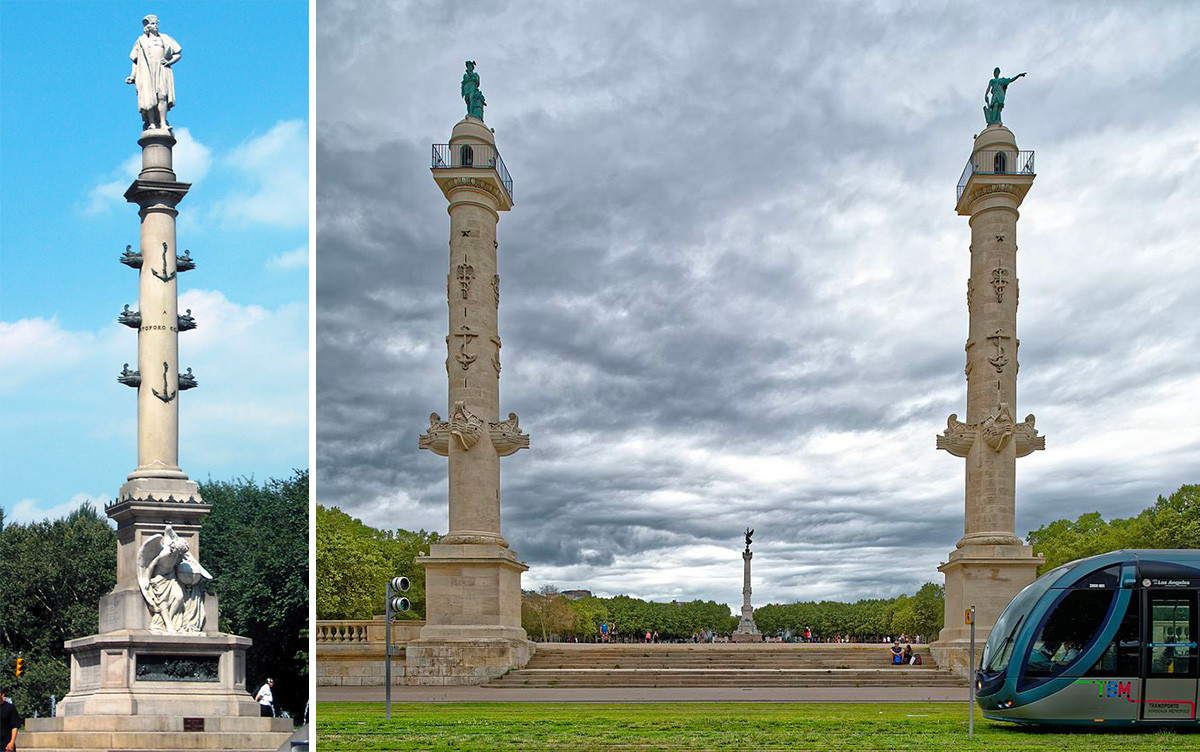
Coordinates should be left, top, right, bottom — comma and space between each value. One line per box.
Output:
932, 68, 1045, 675
410, 61, 534, 684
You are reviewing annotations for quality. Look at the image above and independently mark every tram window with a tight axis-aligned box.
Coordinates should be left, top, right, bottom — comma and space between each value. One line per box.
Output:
1024, 589, 1114, 680
1148, 595, 1194, 677
1085, 594, 1140, 676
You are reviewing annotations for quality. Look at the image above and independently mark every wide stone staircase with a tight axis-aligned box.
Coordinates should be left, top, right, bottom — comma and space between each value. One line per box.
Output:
486, 642, 962, 688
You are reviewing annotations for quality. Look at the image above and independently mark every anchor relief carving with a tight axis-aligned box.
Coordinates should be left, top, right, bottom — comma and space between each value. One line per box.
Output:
452, 325, 478, 371
152, 362, 176, 403
987, 328, 1011, 373
151, 242, 176, 283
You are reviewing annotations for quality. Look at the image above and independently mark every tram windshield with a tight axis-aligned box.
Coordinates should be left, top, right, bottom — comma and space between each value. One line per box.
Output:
981, 569, 1062, 673
1023, 588, 1115, 683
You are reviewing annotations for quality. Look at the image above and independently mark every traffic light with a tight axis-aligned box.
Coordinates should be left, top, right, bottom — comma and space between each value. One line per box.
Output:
390, 576, 411, 613
15, 657, 24, 678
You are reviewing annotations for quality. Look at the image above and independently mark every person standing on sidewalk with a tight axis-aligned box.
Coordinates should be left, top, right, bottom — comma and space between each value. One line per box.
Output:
254, 677, 275, 718
0, 688, 21, 751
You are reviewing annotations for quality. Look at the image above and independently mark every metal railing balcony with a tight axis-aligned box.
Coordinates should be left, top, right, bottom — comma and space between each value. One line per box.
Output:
432, 143, 513, 202
957, 150, 1035, 201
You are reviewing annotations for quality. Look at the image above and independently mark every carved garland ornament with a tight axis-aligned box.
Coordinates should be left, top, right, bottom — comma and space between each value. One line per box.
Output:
492, 274, 500, 307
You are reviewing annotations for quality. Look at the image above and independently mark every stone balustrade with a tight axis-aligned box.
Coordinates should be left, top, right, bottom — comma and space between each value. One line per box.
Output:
315, 616, 425, 686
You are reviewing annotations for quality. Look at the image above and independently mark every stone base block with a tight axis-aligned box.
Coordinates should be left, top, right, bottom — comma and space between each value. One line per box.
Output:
405, 637, 535, 685
59, 631, 258, 718
933, 543, 1042, 677
22, 715, 292, 751
730, 633, 763, 643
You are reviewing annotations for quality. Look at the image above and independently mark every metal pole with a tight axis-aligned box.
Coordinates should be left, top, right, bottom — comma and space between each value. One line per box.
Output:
968, 605, 976, 738
385, 581, 393, 721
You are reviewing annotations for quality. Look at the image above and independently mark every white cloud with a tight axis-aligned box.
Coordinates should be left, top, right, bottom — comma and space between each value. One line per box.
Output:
84, 127, 211, 214
7, 493, 110, 525
4, 290, 307, 515
267, 245, 310, 271
213, 120, 309, 228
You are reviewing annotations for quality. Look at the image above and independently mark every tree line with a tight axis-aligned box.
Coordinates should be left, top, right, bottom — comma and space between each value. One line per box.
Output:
1027, 484, 1199, 574
0, 471, 309, 719
317, 484, 1197, 645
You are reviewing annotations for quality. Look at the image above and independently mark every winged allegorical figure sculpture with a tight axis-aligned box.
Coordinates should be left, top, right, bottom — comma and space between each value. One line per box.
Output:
137, 525, 212, 633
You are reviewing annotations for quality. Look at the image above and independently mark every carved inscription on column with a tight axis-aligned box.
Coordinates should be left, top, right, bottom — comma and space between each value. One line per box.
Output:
987, 328, 1011, 373
456, 264, 475, 299
990, 267, 1010, 302
492, 274, 500, 307
452, 325, 478, 371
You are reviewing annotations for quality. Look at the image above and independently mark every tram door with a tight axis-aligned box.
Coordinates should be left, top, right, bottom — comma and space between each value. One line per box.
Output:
1141, 589, 1198, 721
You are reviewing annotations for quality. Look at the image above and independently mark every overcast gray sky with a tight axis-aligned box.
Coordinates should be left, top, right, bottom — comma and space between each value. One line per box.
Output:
316, 0, 1200, 609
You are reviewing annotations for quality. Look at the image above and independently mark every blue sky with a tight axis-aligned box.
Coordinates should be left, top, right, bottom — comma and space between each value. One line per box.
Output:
0, 1, 309, 523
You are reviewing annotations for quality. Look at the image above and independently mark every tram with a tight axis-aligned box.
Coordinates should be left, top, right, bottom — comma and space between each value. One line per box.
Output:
977, 550, 1200, 725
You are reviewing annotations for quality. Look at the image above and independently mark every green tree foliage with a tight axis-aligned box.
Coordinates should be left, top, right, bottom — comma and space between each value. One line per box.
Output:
0, 504, 117, 716
522, 592, 737, 641
1027, 484, 1199, 574
754, 590, 939, 642
199, 471, 309, 720
315, 505, 439, 620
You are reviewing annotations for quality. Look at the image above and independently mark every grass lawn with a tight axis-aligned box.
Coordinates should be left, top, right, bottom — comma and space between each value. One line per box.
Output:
316, 702, 1199, 750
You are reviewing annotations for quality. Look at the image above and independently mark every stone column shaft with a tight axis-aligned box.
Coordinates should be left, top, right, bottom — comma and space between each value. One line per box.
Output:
962, 199, 1020, 543
126, 132, 190, 481
446, 195, 503, 541
741, 550, 753, 611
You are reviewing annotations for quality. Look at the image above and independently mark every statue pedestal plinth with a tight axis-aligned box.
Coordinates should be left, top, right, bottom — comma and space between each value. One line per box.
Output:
406, 542, 534, 684
56, 631, 257, 718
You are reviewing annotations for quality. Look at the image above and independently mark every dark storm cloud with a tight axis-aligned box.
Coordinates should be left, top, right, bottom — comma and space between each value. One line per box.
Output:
317, 0, 1200, 606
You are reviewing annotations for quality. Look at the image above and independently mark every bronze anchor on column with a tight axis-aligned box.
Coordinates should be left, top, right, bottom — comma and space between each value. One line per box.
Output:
151, 242, 176, 282
152, 361, 177, 403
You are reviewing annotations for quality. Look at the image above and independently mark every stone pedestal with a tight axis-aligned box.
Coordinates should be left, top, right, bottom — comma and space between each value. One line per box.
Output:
933, 123, 1044, 676
411, 113, 534, 684
931, 543, 1042, 675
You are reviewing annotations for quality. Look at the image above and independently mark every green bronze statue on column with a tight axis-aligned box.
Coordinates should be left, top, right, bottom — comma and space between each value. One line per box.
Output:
984, 67, 1026, 126
462, 60, 486, 120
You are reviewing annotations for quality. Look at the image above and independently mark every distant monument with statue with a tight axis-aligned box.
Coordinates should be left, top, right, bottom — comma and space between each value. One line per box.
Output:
22, 16, 293, 751
932, 67, 1043, 676
731, 528, 761, 642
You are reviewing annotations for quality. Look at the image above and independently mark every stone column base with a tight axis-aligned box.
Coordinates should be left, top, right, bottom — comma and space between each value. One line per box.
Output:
932, 543, 1042, 677
22, 715, 293, 751
405, 637, 535, 685
58, 631, 258, 718
409, 542, 533, 684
